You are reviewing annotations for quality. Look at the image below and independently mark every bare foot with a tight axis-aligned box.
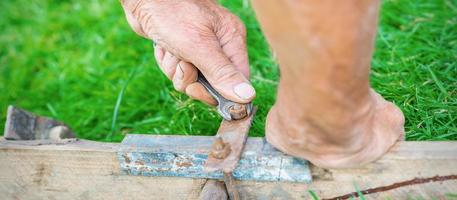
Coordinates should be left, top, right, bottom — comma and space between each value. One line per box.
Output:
265, 89, 405, 168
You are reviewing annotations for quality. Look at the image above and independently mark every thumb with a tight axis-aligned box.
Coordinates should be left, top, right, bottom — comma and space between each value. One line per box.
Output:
191, 46, 255, 103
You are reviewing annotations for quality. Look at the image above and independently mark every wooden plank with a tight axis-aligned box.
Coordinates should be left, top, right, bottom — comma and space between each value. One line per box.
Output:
0, 138, 202, 200
118, 134, 312, 183
0, 137, 456, 199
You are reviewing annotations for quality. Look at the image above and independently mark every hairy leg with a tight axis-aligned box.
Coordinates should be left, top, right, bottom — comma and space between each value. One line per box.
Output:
250, 0, 405, 168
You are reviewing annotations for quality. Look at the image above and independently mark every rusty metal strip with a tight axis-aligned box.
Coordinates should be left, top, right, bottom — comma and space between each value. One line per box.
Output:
204, 108, 256, 173
223, 172, 239, 200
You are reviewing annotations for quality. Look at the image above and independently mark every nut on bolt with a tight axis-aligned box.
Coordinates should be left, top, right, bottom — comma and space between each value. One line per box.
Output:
228, 104, 248, 120
210, 137, 231, 159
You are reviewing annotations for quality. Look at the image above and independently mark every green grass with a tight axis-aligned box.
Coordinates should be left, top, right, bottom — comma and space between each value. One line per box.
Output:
0, 0, 455, 142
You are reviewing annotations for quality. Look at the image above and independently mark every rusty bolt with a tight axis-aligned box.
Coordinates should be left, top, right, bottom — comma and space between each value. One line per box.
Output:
210, 137, 231, 159
228, 104, 247, 120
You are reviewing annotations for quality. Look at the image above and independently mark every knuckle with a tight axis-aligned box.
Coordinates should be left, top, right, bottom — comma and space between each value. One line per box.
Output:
232, 16, 246, 36
237, 22, 247, 37
215, 12, 246, 38
226, 14, 246, 37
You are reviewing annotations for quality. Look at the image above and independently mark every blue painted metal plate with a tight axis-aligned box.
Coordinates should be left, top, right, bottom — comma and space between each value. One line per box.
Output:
117, 134, 311, 183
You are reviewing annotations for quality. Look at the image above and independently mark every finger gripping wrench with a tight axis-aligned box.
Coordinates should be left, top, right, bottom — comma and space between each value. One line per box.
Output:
197, 71, 252, 120
151, 41, 252, 120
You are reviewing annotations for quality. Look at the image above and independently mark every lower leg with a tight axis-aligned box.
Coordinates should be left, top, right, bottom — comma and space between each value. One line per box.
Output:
250, 0, 405, 168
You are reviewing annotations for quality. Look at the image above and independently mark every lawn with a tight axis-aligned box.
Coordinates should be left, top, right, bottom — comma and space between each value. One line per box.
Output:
0, 0, 455, 142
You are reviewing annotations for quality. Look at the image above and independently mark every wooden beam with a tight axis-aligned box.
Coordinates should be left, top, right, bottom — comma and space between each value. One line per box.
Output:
0, 137, 456, 199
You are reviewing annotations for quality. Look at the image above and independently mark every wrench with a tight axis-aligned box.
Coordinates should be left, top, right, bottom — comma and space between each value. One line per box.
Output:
197, 71, 252, 120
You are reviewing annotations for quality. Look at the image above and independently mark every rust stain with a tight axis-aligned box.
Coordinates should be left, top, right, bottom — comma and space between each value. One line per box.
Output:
122, 154, 131, 163
176, 161, 193, 167
135, 160, 144, 165
209, 137, 231, 159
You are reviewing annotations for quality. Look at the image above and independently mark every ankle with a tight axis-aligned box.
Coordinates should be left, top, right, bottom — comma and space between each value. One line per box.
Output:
265, 90, 404, 168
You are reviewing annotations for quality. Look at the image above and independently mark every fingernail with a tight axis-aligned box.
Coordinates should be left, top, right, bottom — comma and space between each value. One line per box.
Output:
234, 83, 255, 100
175, 63, 184, 80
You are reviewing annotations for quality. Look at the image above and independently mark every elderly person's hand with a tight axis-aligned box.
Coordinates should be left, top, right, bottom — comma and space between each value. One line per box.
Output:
121, 0, 255, 105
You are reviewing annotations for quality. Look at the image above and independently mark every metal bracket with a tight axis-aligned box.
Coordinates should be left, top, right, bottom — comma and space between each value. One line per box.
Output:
3, 105, 75, 140
117, 134, 312, 183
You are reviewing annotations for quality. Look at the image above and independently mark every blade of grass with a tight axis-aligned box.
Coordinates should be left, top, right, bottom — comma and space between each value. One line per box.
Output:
424, 63, 448, 96
354, 183, 366, 200
46, 103, 58, 118
308, 190, 320, 200
106, 67, 139, 141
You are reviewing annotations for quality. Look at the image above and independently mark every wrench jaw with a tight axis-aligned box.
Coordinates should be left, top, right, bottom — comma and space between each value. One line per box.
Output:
217, 102, 253, 121
244, 103, 253, 117
196, 71, 253, 121
216, 104, 233, 121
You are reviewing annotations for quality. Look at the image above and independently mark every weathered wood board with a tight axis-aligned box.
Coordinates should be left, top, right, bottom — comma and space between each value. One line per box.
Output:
0, 137, 456, 199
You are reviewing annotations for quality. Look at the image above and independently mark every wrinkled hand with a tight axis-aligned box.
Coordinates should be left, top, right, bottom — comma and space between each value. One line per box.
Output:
121, 0, 255, 105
